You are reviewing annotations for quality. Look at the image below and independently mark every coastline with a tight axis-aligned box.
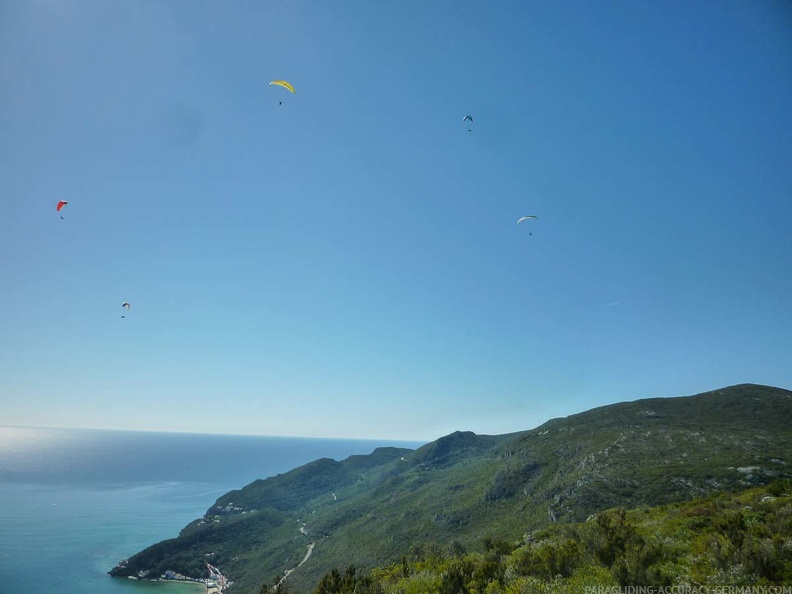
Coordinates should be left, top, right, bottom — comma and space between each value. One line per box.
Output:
112, 559, 230, 592
3, 428, 416, 594
121, 577, 207, 592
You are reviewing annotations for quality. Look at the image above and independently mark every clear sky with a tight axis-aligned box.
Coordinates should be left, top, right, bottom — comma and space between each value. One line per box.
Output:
1, 0, 790, 441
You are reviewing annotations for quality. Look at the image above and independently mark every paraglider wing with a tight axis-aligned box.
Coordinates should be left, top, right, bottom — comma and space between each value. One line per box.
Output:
463, 115, 473, 123
56, 200, 68, 212
517, 216, 538, 224
269, 80, 295, 94
122, 302, 130, 310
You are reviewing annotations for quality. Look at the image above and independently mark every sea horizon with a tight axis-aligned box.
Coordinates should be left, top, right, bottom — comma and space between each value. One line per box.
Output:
2, 422, 425, 445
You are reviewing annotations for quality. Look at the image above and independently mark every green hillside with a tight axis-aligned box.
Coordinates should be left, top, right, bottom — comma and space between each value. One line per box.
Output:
109, 384, 792, 592
310, 479, 792, 593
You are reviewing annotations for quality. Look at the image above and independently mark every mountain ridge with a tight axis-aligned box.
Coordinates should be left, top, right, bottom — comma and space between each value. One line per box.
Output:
109, 383, 792, 592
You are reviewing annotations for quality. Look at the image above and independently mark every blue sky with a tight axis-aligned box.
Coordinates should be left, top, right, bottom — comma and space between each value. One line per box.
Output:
1, 0, 790, 441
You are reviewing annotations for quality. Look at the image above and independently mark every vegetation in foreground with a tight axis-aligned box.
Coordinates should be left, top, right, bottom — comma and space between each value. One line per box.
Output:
297, 480, 792, 594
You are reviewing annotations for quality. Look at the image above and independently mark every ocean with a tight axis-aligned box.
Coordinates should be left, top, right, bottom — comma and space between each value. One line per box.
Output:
0, 426, 421, 594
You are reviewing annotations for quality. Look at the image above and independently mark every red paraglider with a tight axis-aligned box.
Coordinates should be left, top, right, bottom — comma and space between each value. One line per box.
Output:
56, 200, 68, 219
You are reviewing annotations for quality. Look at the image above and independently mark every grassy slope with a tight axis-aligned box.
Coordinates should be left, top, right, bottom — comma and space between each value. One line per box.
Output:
354, 480, 792, 593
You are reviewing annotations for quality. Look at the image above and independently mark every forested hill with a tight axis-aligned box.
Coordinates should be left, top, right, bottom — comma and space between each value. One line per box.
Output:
109, 383, 792, 593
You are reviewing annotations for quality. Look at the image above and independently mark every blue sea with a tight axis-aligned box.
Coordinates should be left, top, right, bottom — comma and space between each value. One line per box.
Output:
0, 426, 421, 594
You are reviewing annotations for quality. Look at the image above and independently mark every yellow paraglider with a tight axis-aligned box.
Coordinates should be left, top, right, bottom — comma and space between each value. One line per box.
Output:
269, 80, 295, 94
269, 80, 295, 106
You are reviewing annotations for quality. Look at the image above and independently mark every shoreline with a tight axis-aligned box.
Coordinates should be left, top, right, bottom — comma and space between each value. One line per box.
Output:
113, 559, 229, 592
123, 576, 212, 592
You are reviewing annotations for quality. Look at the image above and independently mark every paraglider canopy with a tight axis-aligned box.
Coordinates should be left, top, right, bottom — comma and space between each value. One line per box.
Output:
122, 302, 131, 310
269, 80, 295, 94
463, 115, 473, 131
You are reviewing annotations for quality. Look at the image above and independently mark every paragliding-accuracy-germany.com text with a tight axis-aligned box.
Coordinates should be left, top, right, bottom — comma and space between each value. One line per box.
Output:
583, 587, 792, 594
